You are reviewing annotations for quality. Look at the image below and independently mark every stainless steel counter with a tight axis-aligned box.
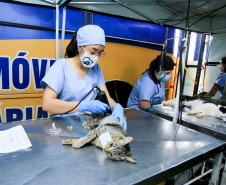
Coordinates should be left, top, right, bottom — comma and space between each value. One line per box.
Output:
0, 109, 225, 185
143, 104, 226, 141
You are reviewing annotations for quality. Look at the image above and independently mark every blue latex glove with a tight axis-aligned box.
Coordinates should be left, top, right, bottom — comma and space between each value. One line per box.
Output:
79, 100, 110, 113
110, 103, 127, 130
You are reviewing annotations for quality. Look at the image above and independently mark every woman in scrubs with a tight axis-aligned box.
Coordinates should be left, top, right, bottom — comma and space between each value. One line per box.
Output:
127, 55, 174, 109
41, 25, 127, 130
206, 56, 226, 99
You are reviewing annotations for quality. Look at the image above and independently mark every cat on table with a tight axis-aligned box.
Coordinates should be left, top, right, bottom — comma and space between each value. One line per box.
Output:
162, 98, 226, 119
62, 114, 137, 164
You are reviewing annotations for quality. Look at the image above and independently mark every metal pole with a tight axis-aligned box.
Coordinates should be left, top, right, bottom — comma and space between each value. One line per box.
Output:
193, 34, 206, 95
83, 12, 87, 26
172, 32, 187, 124
90, 13, 93, 24
173, 75, 181, 124
165, 27, 168, 42
59, 0, 72, 8
55, 4, 59, 60
182, 31, 191, 94
185, 0, 191, 29
172, 0, 190, 124
60, 6, 67, 59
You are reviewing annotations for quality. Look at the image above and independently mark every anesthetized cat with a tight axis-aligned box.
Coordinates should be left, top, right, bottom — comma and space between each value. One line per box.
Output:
62, 114, 137, 164
162, 98, 226, 119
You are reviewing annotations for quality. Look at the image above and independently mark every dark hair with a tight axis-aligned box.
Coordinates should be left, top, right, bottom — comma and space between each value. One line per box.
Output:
149, 55, 174, 72
64, 31, 79, 58
221, 56, 226, 65
148, 56, 159, 71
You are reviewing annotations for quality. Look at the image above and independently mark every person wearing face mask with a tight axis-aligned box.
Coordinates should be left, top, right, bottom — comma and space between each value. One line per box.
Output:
40, 25, 127, 130
206, 56, 226, 99
127, 55, 174, 109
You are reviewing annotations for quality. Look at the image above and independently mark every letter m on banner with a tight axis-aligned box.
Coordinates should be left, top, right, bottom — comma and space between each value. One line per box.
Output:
0, 56, 10, 90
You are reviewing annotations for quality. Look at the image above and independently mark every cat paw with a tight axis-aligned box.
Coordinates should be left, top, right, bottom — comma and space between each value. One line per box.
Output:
187, 110, 192, 115
62, 139, 75, 145
72, 139, 83, 148
196, 112, 204, 118
187, 110, 197, 115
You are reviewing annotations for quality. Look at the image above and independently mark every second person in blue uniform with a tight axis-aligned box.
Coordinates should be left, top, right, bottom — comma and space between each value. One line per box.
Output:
127, 55, 174, 109
206, 56, 226, 99
41, 25, 127, 130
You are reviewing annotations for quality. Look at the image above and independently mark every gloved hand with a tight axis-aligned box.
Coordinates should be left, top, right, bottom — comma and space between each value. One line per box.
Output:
109, 103, 127, 130
79, 100, 110, 113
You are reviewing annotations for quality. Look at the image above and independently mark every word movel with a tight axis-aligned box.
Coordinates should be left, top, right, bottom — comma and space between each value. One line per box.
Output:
0, 51, 55, 122
0, 51, 55, 90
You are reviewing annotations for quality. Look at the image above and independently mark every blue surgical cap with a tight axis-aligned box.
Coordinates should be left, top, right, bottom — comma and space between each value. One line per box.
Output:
77, 25, 105, 46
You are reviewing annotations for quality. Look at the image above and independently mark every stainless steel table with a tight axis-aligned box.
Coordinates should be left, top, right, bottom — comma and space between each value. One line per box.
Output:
143, 105, 226, 185
0, 109, 225, 185
143, 104, 226, 141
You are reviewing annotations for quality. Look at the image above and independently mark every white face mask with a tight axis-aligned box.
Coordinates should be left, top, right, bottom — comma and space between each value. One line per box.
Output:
220, 66, 224, 72
79, 47, 100, 68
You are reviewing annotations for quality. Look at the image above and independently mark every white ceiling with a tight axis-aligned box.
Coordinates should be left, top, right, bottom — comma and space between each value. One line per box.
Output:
12, 0, 226, 34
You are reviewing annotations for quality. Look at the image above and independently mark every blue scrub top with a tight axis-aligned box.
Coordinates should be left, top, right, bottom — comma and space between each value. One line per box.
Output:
214, 73, 226, 98
127, 71, 165, 109
41, 58, 105, 102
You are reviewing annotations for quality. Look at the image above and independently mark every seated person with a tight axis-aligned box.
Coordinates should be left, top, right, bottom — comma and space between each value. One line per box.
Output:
127, 55, 174, 109
206, 56, 226, 98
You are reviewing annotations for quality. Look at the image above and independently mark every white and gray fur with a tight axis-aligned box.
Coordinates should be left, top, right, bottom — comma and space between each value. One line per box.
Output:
162, 98, 226, 119
62, 115, 137, 164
